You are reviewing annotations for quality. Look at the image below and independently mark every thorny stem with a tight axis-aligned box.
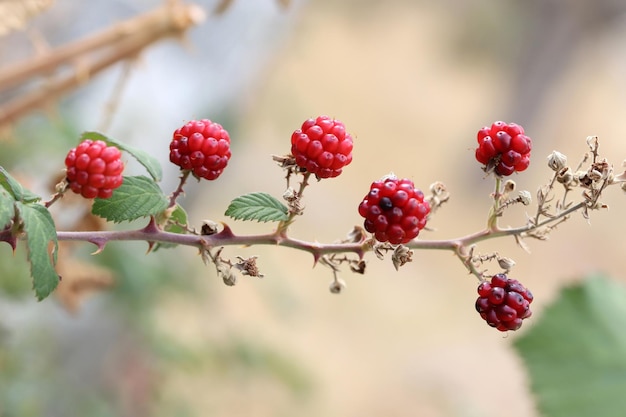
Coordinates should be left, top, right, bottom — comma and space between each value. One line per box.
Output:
487, 176, 502, 232
535, 171, 558, 226
44, 190, 65, 208
6, 196, 587, 279
296, 172, 312, 199
43, 180, 70, 208
168, 170, 191, 208
275, 171, 312, 236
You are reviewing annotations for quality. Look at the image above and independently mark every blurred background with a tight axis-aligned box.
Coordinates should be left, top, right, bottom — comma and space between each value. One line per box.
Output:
2, 0, 626, 416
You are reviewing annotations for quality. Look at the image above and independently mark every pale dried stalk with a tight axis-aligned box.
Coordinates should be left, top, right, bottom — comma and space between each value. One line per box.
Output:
0, 2, 206, 127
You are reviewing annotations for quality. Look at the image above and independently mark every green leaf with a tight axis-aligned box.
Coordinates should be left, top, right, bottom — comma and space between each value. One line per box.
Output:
153, 205, 188, 251
0, 166, 41, 203
81, 131, 163, 182
513, 276, 626, 417
225, 192, 289, 223
92, 176, 169, 223
15, 202, 59, 300
0, 187, 15, 229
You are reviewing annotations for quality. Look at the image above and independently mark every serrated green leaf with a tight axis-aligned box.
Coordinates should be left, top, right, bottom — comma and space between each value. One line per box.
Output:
81, 131, 163, 182
225, 192, 289, 223
513, 276, 626, 417
92, 176, 169, 223
15, 202, 59, 300
154, 205, 188, 251
0, 165, 41, 203
0, 187, 15, 228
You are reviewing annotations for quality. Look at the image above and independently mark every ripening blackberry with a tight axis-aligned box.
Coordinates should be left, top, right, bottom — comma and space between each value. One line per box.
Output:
169, 119, 231, 181
358, 175, 430, 244
475, 121, 532, 176
290, 116, 353, 179
475, 273, 534, 331
65, 139, 124, 199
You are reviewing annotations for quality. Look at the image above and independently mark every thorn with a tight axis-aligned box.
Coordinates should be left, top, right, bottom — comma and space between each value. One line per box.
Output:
146, 241, 155, 254
89, 238, 107, 255
142, 216, 160, 234
312, 252, 320, 266
7, 236, 17, 252
215, 222, 235, 239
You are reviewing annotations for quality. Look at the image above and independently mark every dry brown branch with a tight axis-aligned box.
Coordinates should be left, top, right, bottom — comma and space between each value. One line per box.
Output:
0, 1, 206, 128
0, 0, 53, 36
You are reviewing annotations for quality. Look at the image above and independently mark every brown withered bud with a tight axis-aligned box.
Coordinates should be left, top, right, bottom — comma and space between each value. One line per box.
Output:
282, 187, 298, 202
222, 272, 238, 286
343, 226, 367, 244
217, 265, 237, 286
557, 167, 574, 186
392, 245, 413, 271
329, 278, 346, 294
503, 180, 516, 193
547, 151, 567, 171
517, 190, 532, 206
234, 256, 264, 278
497, 256, 516, 271
201, 220, 219, 235
349, 259, 366, 274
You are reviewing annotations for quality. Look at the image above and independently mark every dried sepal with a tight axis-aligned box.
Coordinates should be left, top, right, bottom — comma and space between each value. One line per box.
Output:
233, 256, 264, 278
373, 242, 394, 260
426, 181, 450, 215
557, 167, 575, 187
342, 226, 367, 244
349, 259, 366, 274
282, 187, 304, 216
392, 245, 413, 271
514, 233, 531, 253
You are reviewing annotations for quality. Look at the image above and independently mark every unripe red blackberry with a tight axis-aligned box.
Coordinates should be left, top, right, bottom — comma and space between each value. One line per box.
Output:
290, 115, 353, 179
475, 121, 532, 176
65, 139, 124, 199
169, 119, 231, 181
475, 273, 534, 331
358, 175, 430, 244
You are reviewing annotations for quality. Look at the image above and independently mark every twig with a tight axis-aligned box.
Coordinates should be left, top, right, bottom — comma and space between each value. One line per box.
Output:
0, 2, 205, 127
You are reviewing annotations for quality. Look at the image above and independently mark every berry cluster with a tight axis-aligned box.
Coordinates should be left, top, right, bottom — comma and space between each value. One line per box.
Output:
169, 119, 231, 181
475, 121, 532, 176
291, 116, 353, 179
65, 139, 124, 199
475, 274, 534, 331
358, 176, 430, 245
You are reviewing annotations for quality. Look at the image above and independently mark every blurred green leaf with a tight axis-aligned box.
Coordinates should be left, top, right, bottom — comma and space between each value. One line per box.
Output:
0, 242, 31, 297
0, 187, 15, 228
225, 192, 289, 223
81, 131, 163, 182
15, 202, 59, 300
92, 176, 169, 223
0, 165, 41, 203
513, 276, 626, 417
